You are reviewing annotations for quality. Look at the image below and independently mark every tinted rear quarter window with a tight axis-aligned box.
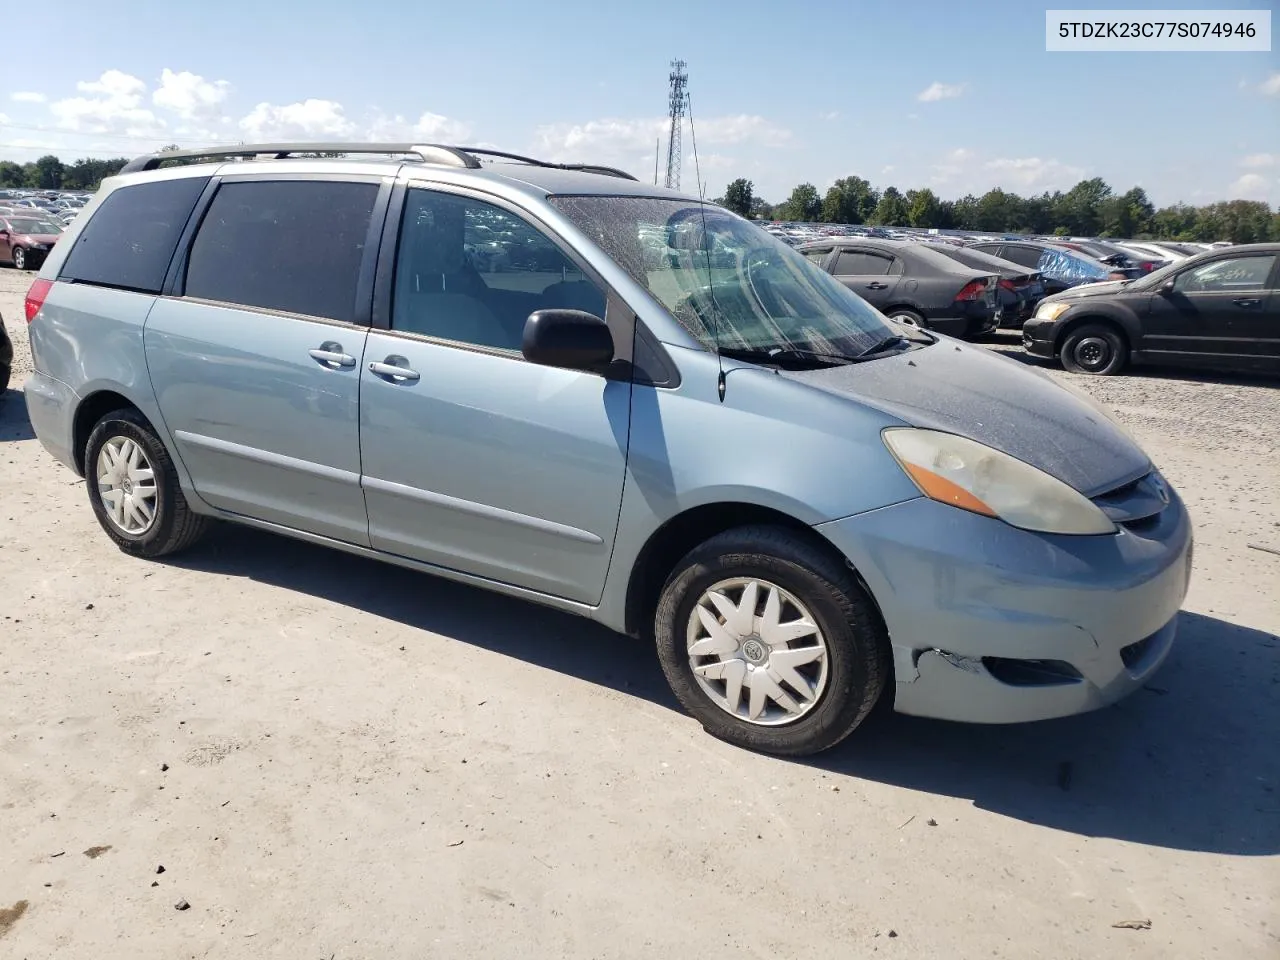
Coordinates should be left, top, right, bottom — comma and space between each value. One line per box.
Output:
184, 180, 379, 323
999, 245, 1043, 269
60, 177, 209, 293
834, 250, 893, 275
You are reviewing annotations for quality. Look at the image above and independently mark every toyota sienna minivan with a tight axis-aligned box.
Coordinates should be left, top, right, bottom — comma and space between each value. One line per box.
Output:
23, 143, 1193, 756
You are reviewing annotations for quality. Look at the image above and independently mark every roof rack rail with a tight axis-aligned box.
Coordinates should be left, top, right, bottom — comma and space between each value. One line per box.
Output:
118, 141, 640, 182
456, 147, 639, 181
119, 142, 482, 175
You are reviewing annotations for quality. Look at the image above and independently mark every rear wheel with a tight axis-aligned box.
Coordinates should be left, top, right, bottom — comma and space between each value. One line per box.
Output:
12, 247, 26, 270
84, 408, 209, 557
654, 526, 889, 756
1061, 322, 1127, 376
886, 307, 927, 330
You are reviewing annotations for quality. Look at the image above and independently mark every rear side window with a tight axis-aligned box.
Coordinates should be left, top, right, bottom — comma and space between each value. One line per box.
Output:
60, 177, 208, 293
185, 180, 379, 323
834, 250, 893, 275
999, 245, 1043, 269
802, 247, 831, 266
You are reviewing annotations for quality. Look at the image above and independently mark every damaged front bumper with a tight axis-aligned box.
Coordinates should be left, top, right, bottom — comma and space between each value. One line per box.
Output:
815, 492, 1192, 724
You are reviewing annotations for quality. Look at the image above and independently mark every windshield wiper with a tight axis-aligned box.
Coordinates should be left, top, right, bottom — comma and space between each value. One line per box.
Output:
720, 345, 855, 368
854, 334, 912, 359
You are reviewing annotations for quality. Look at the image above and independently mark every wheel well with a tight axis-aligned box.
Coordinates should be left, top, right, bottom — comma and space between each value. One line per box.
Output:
72, 391, 141, 475
623, 502, 847, 639
883, 305, 922, 317
1055, 316, 1130, 356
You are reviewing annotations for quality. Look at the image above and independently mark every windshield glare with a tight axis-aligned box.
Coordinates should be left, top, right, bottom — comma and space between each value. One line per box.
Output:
549, 196, 897, 356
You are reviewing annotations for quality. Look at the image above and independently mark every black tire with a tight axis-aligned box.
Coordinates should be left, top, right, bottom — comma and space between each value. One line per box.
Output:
1060, 322, 1127, 375
84, 408, 209, 558
0, 364, 9, 395
12, 247, 27, 271
654, 525, 890, 757
886, 307, 927, 330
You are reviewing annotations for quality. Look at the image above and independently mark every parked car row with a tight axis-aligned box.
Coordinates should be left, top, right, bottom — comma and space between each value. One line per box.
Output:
0, 188, 92, 228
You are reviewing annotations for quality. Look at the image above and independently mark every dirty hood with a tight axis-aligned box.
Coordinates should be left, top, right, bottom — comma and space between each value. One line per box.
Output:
784, 339, 1150, 497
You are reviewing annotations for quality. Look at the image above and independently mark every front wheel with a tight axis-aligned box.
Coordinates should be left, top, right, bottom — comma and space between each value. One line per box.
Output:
12, 247, 27, 270
1060, 323, 1128, 375
84, 408, 209, 557
654, 526, 890, 756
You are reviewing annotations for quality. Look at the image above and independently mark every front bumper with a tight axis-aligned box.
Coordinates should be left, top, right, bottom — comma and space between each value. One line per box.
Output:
1021, 316, 1057, 358
816, 491, 1192, 723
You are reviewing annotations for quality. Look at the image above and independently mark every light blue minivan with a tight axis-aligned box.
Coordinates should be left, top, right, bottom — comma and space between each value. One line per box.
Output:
23, 143, 1192, 755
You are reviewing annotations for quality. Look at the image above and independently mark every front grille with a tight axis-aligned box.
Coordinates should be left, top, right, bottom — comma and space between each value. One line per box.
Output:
1120, 633, 1157, 669
983, 657, 1083, 687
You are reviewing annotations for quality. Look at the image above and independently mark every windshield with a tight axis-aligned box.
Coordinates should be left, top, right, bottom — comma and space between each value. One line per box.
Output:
549, 196, 897, 356
6, 217, 62, 234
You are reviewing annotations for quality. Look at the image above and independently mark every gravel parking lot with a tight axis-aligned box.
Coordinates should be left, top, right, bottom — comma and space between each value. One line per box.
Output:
1, 266, 1277, 958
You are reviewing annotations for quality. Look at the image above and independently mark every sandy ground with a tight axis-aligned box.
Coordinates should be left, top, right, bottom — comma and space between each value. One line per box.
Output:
1, 266, 1277, 959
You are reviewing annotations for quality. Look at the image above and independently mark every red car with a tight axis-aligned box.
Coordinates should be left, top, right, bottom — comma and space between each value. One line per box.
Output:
0, 214, 64, 270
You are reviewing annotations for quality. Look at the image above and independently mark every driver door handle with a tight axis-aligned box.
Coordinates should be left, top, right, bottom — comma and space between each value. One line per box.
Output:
309, 346, 356, 367
1232, 297, 1262, 309
866, 281, 888, 290
369, 357, 420, 382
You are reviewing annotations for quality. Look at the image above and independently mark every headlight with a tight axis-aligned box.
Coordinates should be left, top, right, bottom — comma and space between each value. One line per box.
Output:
882, 428, 1116, 536
1036, 302, 1071, 321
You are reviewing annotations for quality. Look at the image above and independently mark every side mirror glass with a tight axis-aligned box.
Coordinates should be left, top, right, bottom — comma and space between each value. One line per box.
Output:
522, 309, 614, 373
1160, 279, 1176, 295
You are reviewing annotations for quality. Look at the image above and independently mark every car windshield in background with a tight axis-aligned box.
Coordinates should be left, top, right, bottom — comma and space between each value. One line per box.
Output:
7, 218, 63, 234
550, 196, 897, 358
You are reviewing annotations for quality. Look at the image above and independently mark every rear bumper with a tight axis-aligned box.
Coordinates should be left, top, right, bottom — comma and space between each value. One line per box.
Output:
816, 491, 1193, 724
24, 370, 78, 472
929, 309, 998, 339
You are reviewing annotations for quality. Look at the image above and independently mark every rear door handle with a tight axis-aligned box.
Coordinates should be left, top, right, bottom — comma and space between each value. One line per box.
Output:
309, 343, 356, 367
866, 282, 888, 290
1232, 297, 1262, 309
369, 357, 420, 382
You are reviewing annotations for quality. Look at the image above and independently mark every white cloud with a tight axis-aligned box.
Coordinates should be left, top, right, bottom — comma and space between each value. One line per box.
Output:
881, 165, 895, 174
984, 156, 1086, 191
917, 81, 966, 102
928, 147, 1086, 194
1228, 173, 1274, 200
153, 69, 230, 120
364, 110, 473, 144
1241, 153, 1277, 169
49, 69, 164, 136
1260, 73, 1280, 96
0, 113, 8, 125
819, 110, 840, 121
239, 99, 355, 140
533, 114, 789, 163
10, 91, 45, 103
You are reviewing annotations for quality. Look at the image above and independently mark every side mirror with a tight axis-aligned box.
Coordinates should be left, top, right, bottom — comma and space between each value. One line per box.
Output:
522, 309, 614, 373
1160, 279, 1176, 295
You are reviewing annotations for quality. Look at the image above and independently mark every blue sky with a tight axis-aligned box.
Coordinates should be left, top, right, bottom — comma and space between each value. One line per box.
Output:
2, 0, 1277, 206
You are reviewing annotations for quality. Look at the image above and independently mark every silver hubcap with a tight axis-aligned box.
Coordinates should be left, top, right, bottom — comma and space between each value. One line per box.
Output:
686, 578, 829, 726
96, 436, 158, 535
13, 249, 24, 269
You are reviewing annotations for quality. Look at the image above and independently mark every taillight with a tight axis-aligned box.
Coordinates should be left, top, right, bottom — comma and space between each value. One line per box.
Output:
955, 280, 986, 301
1140, 262, 1157, 273
24, 278, 52, 323
998, 278, 1017, 292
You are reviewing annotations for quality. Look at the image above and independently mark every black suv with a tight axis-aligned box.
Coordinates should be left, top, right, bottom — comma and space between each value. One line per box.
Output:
1022, 244, 1280, 376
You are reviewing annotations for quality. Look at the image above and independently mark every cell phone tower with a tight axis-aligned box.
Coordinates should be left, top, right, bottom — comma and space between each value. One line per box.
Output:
663, 60, 688, 191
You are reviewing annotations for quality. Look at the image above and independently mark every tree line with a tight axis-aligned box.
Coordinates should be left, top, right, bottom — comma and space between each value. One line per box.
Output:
0, 155, 131, 191
718, 176, 1279, 245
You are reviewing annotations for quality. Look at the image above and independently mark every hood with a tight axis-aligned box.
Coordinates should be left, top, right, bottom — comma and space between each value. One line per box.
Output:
782, 339, 1150, 497
1042, 279, 1133, 303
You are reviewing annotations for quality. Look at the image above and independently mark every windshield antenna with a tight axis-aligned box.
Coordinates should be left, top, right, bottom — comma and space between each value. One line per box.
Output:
687, 89, 726, 402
